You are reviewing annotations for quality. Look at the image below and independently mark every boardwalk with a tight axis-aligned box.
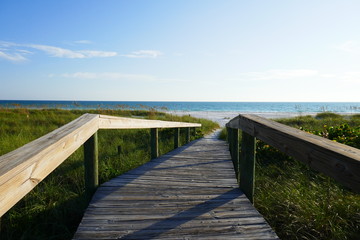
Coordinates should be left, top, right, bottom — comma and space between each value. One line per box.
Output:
73, 132, 278, 239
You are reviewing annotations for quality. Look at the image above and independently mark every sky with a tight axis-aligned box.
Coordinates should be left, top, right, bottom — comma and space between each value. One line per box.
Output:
0, 0, 359, 102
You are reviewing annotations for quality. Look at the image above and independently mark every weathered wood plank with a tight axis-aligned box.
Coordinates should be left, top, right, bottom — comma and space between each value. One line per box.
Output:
150, 128, 159, 159
174, 128, 180, 148
185, 127, 191, 143
0, 113, 99, 217
240, 131, 256, 203
230, 128, 239, 181
84, 132, 99, 200
73, 132, 278, 239
227, 114, 360, 192
0, 114, 202, 218
98, 115, 201, 129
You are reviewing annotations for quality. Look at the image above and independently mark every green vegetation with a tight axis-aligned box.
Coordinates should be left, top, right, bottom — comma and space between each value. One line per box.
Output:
220, 113, 360, 240
0, 108, 219, 240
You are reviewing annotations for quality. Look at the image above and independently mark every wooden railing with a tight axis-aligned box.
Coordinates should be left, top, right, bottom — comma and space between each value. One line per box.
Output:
0, 114, 201, 217
226, 114, 360, 203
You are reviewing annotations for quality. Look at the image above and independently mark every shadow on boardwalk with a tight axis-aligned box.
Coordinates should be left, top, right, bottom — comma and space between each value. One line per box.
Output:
121, 188, 241, 239
73, 131, 278, 239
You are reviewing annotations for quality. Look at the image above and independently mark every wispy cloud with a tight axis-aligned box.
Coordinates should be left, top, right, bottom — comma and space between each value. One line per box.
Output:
0, 41, 31, 62
0, 41, 118, 62
80, 50, 118, 58
74, 40, 93, 44
335, 40, 360, 54
122, 50, 163, 58
0, 50, 28, 62
0, 40, 165, 62
0, 41, 17, 48
28, 44, 117, 58
29, 44, 84, 58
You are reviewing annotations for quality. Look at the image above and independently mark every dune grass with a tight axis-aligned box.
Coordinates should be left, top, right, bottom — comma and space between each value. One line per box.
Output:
0, 108, 219, 240
220, 113, 360, 240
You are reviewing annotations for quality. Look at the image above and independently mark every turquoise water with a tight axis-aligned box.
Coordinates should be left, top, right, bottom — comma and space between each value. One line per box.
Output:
0, 100, 359, 113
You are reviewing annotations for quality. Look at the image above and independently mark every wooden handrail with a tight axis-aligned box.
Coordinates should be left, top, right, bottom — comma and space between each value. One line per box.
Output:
98, 114, 200, 129
0, 114, 201, 217
226, 114, 360, 200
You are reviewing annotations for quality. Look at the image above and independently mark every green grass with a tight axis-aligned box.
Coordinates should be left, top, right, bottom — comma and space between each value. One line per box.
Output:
220, 113, 360, 240
0, 108, 219, 240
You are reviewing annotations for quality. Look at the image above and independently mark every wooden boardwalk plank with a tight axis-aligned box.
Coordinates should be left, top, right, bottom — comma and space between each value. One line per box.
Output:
73, 132, 278, 239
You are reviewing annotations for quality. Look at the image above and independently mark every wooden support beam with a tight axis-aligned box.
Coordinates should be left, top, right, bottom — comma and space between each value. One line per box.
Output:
240, 131, 256, 203
174, 128, 180, 149
228, 127, 233, 153
185, 127, 191, 144
0, 113, 202, 218
0, 113, 99, 217
236, 114, 360, 192
150, 128, 159, 159
232, 128, 239, 182
84, 131, 99, 201
99, 115, 201, 129
226, 127, 230, 143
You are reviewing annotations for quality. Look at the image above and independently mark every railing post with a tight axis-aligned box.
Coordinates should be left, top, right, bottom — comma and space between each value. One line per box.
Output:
232, 128, 239, 181
228, 127, 233, 153
117, 145, 122, 155
151, 128, 159, 159
185, 127, 191, 144
240, 131, 256, 203
226, 127, 230, 143
84, 131, 98, 201
174, 127, 180, 148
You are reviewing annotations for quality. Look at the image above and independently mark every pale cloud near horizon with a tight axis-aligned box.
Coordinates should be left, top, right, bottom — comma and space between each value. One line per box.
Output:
335, 40, 360, 54
58, 69, 359, 85
237, 69, 320, 81
225, 69, 360, 86
342, 71, 360, 83
122, 50, 163, 58
60, 72, 156, 81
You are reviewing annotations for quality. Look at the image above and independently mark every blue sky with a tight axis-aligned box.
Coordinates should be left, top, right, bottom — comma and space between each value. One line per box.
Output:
0, 0, 359, 102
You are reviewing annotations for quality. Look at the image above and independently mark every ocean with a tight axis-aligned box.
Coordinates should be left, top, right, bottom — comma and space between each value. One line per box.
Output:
0, 100, 359, 113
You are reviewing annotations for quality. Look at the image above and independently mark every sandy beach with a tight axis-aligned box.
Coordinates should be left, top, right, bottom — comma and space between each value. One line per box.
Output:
167, 111, 318, 127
